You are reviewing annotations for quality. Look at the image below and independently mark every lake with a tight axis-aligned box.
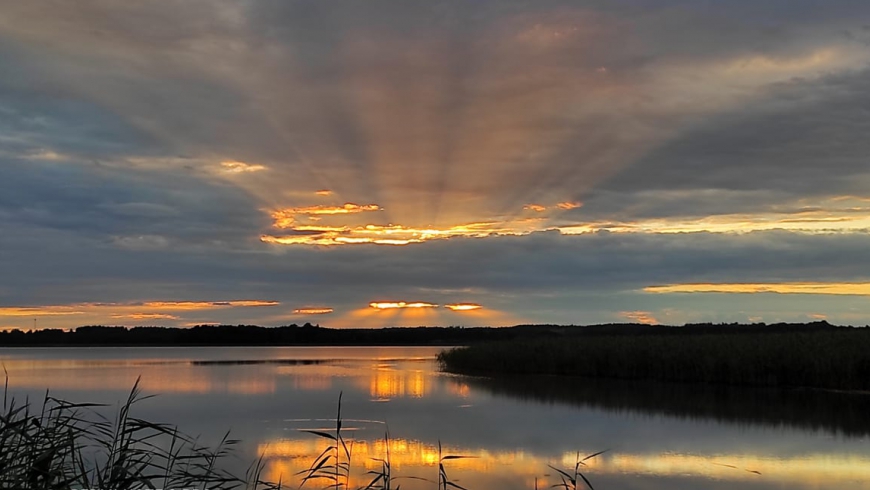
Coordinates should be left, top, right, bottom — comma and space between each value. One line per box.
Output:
1, 346, 868, 489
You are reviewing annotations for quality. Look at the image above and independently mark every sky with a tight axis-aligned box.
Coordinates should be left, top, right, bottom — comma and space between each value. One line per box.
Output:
2, 0, 870, 329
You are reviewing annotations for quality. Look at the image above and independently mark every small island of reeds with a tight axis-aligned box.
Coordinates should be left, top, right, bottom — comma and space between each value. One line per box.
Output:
438, 323, 870, 391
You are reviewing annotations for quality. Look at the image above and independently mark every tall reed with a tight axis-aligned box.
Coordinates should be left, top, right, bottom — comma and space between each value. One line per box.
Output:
0, 376, 279, 490
438, 330, 870, 390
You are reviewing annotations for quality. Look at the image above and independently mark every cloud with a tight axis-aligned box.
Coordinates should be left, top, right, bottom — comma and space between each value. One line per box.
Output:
220, 160, 267, 173
0, 299, 281, 329
619, 311, 659, 325
444, 303, 483, 312
644, 282, 870, 296
3, 1, 870, 327
261, 220, 544, 246
292, 308, 334, 315
369, 302, 439, 310
112, 313, 180, 320
0, 307, 85, 317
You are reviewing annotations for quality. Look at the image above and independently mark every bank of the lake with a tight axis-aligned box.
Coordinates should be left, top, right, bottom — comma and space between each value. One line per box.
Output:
438, 328, 870, 391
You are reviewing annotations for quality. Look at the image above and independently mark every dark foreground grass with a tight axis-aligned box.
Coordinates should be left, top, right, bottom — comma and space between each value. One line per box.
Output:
438, 328, 870, 391
1, 383, 605, 490
0, 377, 279, 490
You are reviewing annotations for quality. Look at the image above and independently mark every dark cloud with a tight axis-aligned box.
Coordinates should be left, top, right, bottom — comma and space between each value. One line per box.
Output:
603, 67, 870, 199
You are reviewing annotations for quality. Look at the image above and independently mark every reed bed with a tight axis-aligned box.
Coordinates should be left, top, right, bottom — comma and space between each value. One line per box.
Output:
437, 329, 870, 391
1, 382, 603, 490
0, 377, 278, 490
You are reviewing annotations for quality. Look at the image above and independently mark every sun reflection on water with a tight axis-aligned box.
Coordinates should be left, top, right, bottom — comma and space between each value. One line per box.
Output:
257, 436, 870, 490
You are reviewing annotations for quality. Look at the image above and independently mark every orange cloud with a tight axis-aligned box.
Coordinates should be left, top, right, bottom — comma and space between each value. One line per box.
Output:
270, 204, 382, 229
314, 189, 334, 196
0, 300, 278, 319
262, 201, 870, 246
559, 201, 870, 235
273, 203, 380, 220
141, 300, 279, 309
523, 202, 582, 213
444, 303, 483, 311
0, 300, 281, 329
369, 302, 438, 310
0, 306, 85, 317
111, 313, 180, 320
293, 307, 334, 315
619, 311, 659, 324
556, 201, 583, 210
262, 221, 540, 247
644, 282, 870, 296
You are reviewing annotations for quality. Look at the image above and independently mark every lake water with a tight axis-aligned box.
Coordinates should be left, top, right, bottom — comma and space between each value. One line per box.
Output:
1, 346, 868, 489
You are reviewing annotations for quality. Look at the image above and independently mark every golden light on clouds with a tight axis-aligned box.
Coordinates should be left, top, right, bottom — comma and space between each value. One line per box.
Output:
220, 160, 267, 173
330, 301, 519, 328
0, 300, 280, 328
293, 307, 334, 315
314, 190, 334, 196
259, 194, 870, 248
368, 302, 484, 312
619, 311, 659, 324
369, 302, 439, 310
262, 220, 544, 246
141, 300, 279, 309
269, 203, 383, 230
0, 306, 85, 317
111, 313, 179, 320
524, 202, 582, 212
444, 303, 483, 311
644, 282, 870, 296
559, 203, 870, 236
273, 203, 381, 221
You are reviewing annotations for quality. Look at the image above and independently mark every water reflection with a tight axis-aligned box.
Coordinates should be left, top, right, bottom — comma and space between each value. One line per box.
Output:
1, 346, 868, 490
458, 375, 870, 436
255, 434, 870, 489
0, 347, 439, 397
367, 367, 429, 400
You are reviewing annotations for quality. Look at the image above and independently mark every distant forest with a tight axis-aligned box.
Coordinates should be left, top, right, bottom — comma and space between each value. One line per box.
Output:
0, 321, 847, 346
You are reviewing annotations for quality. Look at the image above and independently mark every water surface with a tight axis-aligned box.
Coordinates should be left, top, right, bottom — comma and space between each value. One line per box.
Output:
2, 346, 868, 489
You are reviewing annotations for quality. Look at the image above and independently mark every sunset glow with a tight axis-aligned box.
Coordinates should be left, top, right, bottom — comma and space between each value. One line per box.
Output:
258, 195, 870, 249
111, 313, 180, 320
262, 220, 545, 246
644, 282, 870, 296
444, 303, 483, 311
257, 437, 870, 488
556, 201, 583, 210
4, 0, 870, 327
220, 160, 266, 173
369, 302, 439, 310
0, 300, 280, 327
292, 307, 334, 315
4, 5, 870, 490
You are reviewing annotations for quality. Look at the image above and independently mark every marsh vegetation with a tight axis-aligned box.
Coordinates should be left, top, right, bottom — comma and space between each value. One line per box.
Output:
0, 382, 602, 490
438, 328, 870, 391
